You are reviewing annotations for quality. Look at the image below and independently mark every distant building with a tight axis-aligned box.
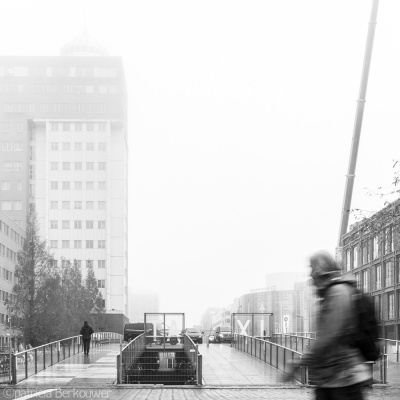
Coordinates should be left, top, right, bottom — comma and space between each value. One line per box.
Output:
129, 290, 160, 323
0, 211, 25, 348
341, 199, 400, 340
0, 32, 129, 317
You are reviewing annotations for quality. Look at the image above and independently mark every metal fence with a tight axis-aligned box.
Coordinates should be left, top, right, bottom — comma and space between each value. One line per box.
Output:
233, 334, 308, 384
118, 333, 201, 385
8, 332, 121, 384
272, 333, 390, 384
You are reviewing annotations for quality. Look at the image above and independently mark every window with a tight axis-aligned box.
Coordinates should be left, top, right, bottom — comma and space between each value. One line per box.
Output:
74, 221, 82, 229
86, 162, 94, 170
353, 246, 358, 268
62, 240, 70, 249
62, 162, 70, 171
98, 143, 106, 151
86, 260, 93, 268
13, 142, 22, 151
85, 181, 94, 190
374, 295, 380, 319
98, 240, 106, 249
98, 260, 105, 268
97, 280, 105, 288
86, 240, 94, 249
75, 260, 82, 268
386, 227, 393, 254
13, 201, 22, 210
388, 293, 395, 319
75, 123, 82, 131
74, 142, 83, 152
362, 240, 370, 265
86, 220, 94, 229
98, 181, 106, 190
375, 265, 382, 290
62, 181, 70, 190
345, 250, 350, 272
50, 181, 58, 190
74, 201, 82, 209
50, 240, 58, 248
62, 122, 71, 131
75, 181, 82, 190
87, 123, 94, 131
17, 181, 22, 191
86, 142, 94, 151
74, 240, 82, 249
50, 220, 58, 229
86, 201, 94, 209
62, 220, 70, 229
50, 201, 58, 209
13, 162, 22, 171
385, 260, 394, 287
98, 162, 106, 171
0, 181, 11, 190
98, 201, 106, 209
62, 201, 70, 209
51, 162, 58, 170
62, 142, 70, 151
1, 201, 12, 211
75, 162, 82, 170
362, 269, 369, 293
3, 162, 12, 171
51, 142, 58, 151
98, 220, 106, 229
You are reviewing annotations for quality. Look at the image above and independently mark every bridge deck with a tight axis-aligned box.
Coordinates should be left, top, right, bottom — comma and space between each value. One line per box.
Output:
17, 342, 297, 386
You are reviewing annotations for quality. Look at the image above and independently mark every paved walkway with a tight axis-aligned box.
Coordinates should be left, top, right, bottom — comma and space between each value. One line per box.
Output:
17, 344, 120, 386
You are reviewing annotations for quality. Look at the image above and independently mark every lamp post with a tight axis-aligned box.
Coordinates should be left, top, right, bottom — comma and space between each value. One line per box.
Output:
6, 305, 12, 383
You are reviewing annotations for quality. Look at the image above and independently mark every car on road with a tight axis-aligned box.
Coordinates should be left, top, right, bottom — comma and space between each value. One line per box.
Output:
184, 327, 204, 344
208, 331, 216, 343
124, 323, 154, 342
215, 326, 232, 343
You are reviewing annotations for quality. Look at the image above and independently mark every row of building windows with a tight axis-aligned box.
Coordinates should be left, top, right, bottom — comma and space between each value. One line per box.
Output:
50, 240, 106, 249
49, 201, 106, 210
1, 201, 22, 211
0, 66, 118, 78
1, 142, 23, 151
54, 259, 105, 269
344, 228, 394, 271
49, 122, 108, 132
50, 142, 106, 151
0, 181, 22, 191
354, 257, 400, 293
50, 162, 106, 172
2, 162, 22, 171
0, 220, 24, 246
0, 290, 16, 304
50, 220, 106, 229
0, 84, 118, 95
4, 103, 119, 114
371, 291, 400, 321
0, 122, 23, 132
51, 181, 106, 191
0, 243, 17, 263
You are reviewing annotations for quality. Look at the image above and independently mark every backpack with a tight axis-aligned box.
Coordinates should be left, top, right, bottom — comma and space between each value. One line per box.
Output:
329, 281, 380, 362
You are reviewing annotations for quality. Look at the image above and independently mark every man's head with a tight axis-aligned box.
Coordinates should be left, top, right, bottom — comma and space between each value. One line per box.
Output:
309, 250, 340, 292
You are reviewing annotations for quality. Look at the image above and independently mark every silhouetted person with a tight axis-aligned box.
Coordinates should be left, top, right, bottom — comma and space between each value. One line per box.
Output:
287, 251, 371, 400
80, 321, 94, 355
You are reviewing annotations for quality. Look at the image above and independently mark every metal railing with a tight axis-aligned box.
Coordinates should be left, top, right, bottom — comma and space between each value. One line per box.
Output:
10, 332, 121, 384
118, 333, 202, 385
233, 334, 308, 384
272, 333, 389, 384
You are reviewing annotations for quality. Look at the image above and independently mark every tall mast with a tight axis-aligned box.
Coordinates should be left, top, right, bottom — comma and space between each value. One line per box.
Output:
337, 0, 380, 253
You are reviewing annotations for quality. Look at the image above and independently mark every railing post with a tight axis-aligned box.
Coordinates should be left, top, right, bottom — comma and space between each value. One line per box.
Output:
43, 346, 46, 370
397, 341, 399, 363
197, 353, 203, 385
11, 353, 16, 384
117, 354, 121, 384
25, 352, 28, 380
34, 348, 37, 374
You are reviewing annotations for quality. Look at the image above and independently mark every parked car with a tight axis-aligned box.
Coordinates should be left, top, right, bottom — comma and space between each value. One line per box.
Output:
208, 331, 216, 343
215, 326, 232, 343
184, 327, 204, 344
124, 323, 154, 342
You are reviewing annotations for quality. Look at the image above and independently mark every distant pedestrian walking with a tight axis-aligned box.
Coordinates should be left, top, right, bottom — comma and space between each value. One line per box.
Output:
287, 251, 373, 400
80, 321, 94, 355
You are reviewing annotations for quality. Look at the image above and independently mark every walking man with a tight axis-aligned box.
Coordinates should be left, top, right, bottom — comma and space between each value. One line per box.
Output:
80, 321, 94, 355
288, 251, 371, 400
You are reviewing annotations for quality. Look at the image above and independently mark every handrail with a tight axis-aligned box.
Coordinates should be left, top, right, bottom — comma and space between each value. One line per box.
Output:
11, 331, 122, 384
233, 333, 308, 384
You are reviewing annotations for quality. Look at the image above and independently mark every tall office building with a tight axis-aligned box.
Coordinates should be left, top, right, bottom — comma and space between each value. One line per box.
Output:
0, 33, 128, 317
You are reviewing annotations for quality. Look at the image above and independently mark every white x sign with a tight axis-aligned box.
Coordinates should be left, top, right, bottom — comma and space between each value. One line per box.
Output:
237, 320, 250, 336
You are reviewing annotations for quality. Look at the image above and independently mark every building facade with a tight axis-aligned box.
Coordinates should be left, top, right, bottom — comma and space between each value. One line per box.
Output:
341, 201, 400, 340
0, 211, 25, 348
0, 35, 129, 315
